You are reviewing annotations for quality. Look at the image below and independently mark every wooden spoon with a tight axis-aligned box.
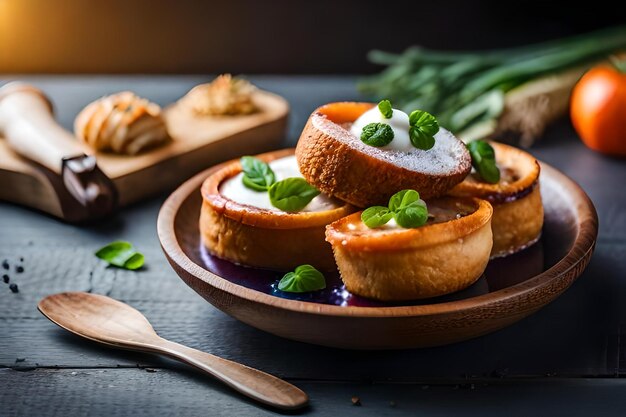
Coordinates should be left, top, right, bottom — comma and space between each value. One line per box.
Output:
38, 292, 308, 410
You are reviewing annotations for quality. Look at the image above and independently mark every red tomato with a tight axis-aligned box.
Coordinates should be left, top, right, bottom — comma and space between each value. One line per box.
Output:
570, 64, 626, 157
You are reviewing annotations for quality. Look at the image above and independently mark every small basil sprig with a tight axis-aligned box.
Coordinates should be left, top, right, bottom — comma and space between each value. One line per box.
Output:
408, 110, 439, 150
361, 206, 394, 228
240, 156, 276, 191
377, 99, 393, 119
269, 178, 320, 212
361, 189, 428, 229
95, 241, 144, 270
360, 122, 394, 147
278, 264, 326, 293
467, 140, 500, 184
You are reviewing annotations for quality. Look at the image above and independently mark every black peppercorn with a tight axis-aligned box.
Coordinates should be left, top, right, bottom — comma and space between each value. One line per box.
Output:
9, 283, 18, 293
2, 274, 8, 284
15, 265, 24, 273
2, 260, 8, 270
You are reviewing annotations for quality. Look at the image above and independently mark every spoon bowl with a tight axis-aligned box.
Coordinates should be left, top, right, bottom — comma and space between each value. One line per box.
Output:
39, 292, 159, 347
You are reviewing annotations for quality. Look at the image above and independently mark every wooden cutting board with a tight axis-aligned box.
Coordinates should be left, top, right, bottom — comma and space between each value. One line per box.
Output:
0, 90, 289, 221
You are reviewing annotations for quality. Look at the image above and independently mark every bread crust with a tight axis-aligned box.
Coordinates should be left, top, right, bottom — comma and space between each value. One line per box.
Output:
200, 149, 355, 270
448, 141, 543, 257
295, 102, 472, 207
326, 197, 493, 301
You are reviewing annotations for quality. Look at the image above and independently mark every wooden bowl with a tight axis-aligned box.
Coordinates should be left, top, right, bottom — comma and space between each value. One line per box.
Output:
157, 158, 597, 350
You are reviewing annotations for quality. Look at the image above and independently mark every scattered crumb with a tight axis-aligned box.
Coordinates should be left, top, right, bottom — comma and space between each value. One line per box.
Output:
351, 396, 361, 406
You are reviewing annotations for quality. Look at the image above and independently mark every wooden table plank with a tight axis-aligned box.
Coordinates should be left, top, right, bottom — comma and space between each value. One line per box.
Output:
1, 203, 623, 378
3, 369, 626, 417
1, 76, 626, 416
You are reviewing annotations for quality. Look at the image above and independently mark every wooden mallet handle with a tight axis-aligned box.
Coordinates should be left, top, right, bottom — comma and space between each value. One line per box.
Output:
0, 82, 88, 174
0, 82, 118, 221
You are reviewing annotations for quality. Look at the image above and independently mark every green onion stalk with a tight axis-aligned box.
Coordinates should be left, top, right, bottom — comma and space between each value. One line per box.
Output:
358, 26, 626, 143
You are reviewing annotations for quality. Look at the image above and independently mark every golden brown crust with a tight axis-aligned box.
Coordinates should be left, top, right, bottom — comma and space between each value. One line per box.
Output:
200, 149, 355, 270
295, 102, 472, 207
449, 141, 540, 204
201, 149, 354, 229
489, 185, 543, 257
200, 200, 339, 271
326, 197, 493, 301
448, 142, 543, 257
326, 197, 492, 251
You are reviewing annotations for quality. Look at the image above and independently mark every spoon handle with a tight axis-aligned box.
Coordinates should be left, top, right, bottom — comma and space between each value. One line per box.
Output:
153, 338, 308, 410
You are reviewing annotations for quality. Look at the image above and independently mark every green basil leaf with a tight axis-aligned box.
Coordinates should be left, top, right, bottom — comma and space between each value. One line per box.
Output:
360, 122, 394, 147
388, 189, 420, 212
377, 99, 393, 118
277, 264, 326, 293
123, 253, 145, 270
361, 206, 394, 229
95, 241, 144, 270
381, 189, 429, 229
395, 204, 429, 228
409, 126, 436, 150
268, 178, 320, 212
467, 140, 500, 184
240, 156, 276, 191
408, 109, 439, 150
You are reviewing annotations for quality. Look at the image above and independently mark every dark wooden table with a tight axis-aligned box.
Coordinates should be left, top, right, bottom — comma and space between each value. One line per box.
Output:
1, 76, 626, 417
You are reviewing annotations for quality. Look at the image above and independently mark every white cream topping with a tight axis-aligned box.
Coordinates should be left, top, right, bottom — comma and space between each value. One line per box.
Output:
334, 108, 465, 176
219, 155, 339, 212
350, 106, 413, 152
379, 217, 400, 230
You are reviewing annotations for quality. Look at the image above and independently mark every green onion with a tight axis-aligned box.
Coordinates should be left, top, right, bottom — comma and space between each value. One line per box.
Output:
359, 26, 626, 137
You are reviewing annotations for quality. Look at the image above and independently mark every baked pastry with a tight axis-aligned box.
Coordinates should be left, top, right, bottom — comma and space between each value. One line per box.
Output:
200, 149, 354, 271
326, 196, 493, 301
75, 91, 170, 155
181, 74, 258, 116
295, 102, 471, 207
449, 141, 543, 257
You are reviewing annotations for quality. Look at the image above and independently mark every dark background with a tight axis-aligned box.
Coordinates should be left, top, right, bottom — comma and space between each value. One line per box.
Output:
0, 0, 624, 74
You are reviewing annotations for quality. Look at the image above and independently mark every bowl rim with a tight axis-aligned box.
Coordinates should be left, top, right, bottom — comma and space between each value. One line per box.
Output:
157, 155, 598, 318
